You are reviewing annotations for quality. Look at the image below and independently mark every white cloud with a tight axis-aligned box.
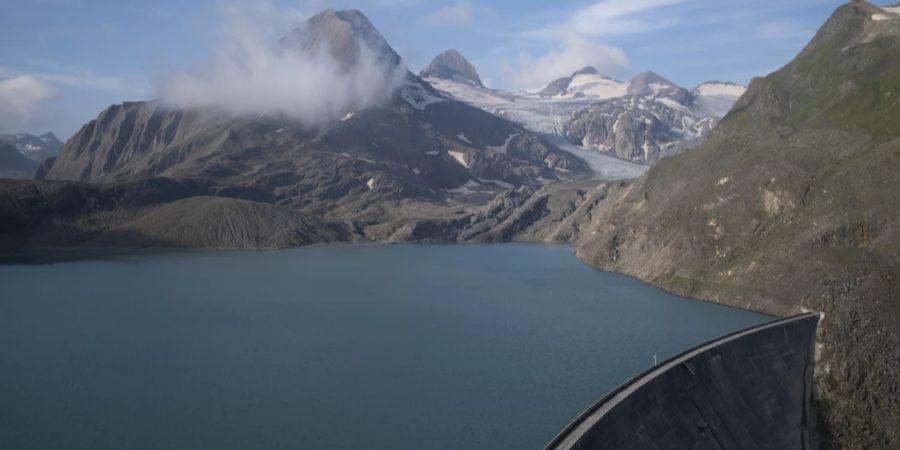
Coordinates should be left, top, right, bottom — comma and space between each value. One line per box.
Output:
525, 0, 687, 38
0, 75, 56, 132
0, 64, 148, 96
161, 0, 405, 127
422, 3, 476, 26
509, 35, 630, 91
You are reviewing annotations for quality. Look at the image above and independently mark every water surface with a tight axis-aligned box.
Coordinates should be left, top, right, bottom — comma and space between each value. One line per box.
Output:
0, 244, 770, 450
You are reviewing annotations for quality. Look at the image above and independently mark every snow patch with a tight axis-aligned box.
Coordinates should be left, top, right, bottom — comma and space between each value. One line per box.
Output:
478, 178, 514, 189
448, 150, 469, 168
456, 133, 472, 144
486, 133, 520, 154
655, 97, 690, 113
693, 82, 746, 98
366, 178, 376, 190
425, 150, 439, 156
401, 82, 446, 111
547, 136, 647, 181
342, 112, 355, 121
445, 180, 480, 195
649, 82, 671, 94
872, 13, 889, 21
561, 74, 628, 100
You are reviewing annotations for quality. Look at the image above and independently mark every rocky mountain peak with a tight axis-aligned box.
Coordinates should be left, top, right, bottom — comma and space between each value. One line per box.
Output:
627, 71, 677, 96
537, 76, 574, 97
282, 8, 402, 71
420, 49, 484, 88
572, 66, 600, 77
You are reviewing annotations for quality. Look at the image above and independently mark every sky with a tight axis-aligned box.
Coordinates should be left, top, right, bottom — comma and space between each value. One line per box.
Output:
0, 0, 874, 138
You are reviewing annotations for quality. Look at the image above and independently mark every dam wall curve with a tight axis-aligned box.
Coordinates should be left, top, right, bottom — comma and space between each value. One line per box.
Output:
546, 313, 820, 450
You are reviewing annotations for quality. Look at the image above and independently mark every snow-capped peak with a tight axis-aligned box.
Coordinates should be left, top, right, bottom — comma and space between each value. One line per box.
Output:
691, 81, 747, 118
692, 81, 747, 98
536, 66, 627, 100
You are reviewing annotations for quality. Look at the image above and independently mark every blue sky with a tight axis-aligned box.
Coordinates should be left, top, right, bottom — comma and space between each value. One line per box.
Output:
0, 0, 866, 138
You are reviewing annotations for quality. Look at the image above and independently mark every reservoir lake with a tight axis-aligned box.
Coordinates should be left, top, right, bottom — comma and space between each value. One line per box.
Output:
0, 244, 771, 449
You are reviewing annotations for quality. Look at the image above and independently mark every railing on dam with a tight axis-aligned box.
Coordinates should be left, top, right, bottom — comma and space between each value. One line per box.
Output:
545, 312, 820, 450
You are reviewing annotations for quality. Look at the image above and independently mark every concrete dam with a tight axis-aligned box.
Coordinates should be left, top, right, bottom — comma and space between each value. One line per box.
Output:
546, 313, 820, 450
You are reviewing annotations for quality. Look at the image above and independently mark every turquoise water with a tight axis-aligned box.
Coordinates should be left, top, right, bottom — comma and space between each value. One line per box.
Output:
0, 244, 770, 450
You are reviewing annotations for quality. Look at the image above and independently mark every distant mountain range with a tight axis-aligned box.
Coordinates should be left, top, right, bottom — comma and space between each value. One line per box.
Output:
0, 132, 62, 163
0, 132, 61, 179
420, 53, 745, 164
39, 10, 585, 205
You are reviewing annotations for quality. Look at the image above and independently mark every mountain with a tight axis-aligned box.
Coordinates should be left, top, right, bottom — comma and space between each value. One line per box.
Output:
15, 9, 587, 249
0, 132, 63, 163
39, 10, 585, 205
536, 67, 628, 100
419, 49, 484, 88
564, 71, 747, 163
0, 141, 38, 179
422, 56, 745, 166
626, 70, 677, 96
282, 8, 402, 70
555, 2, 900, 447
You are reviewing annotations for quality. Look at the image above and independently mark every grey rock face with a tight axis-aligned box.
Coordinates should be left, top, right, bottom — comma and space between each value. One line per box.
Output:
420, 49, 484, 88
282, 8, 402, 70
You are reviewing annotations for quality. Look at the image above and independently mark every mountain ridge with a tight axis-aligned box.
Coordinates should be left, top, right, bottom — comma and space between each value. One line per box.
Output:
421, 52, 745, 164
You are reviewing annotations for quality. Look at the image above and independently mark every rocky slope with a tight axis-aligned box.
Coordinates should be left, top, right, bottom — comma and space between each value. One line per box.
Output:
421, 53, 745, 165
0, 132, 63, 163
0, 178, 352, 251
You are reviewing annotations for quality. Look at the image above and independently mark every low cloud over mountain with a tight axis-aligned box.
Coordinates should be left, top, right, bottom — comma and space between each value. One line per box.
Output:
161, 2, 406, 128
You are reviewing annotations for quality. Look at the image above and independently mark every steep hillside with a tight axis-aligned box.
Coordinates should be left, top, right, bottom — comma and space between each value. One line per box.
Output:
566, 2, 900, 447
